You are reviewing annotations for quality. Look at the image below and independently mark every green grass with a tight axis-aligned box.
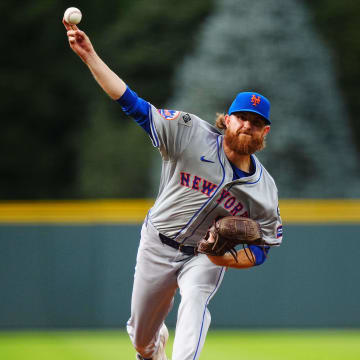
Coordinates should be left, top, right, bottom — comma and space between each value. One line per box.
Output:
0, 329, 359, 360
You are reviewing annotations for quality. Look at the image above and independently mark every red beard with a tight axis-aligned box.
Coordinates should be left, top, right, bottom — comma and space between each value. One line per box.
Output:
224, 129, 266, 155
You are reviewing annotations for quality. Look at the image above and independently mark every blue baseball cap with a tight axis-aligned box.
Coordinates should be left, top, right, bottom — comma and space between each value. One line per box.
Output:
228, 92, 271, 124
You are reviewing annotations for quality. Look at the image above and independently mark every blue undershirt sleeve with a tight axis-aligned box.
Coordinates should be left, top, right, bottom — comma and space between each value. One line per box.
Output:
116, 86, 151, 134
248, 245, 270, 266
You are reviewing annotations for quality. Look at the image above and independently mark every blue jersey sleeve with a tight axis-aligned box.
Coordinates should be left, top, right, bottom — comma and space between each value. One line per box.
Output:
116, 86, 151, 134
248, 245, 270, 266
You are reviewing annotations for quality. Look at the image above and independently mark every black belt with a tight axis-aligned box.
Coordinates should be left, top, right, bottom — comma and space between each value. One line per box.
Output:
159, 233, 196, 256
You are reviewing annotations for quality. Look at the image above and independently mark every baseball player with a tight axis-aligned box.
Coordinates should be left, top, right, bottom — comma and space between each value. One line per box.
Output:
64, 20, 283, 360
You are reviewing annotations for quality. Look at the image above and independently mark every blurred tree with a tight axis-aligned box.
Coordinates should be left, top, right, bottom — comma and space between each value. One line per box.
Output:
166, 0, 360, 198
0, 0, 213, 199
305, 0, 360, 154
2, 0, 359, 199
77, 0, 214, 198
0, 0, 89, 199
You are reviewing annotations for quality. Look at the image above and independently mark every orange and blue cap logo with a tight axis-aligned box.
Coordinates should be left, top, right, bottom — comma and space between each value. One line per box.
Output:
251, 94, 261, 107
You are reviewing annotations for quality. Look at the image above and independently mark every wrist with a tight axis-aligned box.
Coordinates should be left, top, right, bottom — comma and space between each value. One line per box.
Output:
83, 49, 98, 66
207, 254, 227, 266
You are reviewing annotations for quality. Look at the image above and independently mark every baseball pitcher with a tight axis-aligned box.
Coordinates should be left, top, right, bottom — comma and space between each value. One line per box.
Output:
63, 19, 283, 360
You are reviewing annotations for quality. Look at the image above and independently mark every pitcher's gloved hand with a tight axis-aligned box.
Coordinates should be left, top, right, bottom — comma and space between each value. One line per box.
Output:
196, 216, 264, 262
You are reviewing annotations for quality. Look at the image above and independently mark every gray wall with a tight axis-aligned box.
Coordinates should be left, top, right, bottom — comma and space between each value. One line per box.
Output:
0, 224, 359, 329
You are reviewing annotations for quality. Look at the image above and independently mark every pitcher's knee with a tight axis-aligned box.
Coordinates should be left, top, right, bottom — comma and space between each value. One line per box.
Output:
132, 335, 156, 358
127, 319, 158, 357
134, 343, 150, 357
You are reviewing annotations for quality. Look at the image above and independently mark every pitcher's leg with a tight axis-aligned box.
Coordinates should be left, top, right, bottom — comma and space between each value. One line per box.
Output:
127, 223, 178, 359
127, 279, 176, 358
172, 255, 225, 360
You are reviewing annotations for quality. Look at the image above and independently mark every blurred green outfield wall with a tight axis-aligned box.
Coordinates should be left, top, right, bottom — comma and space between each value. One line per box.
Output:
1, 222, 360, 329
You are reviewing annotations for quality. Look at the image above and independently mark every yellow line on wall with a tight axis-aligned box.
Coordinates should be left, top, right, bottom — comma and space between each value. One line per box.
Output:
0, 199, 154, 224
279, 199, 360, 223
0, 199, 359, 224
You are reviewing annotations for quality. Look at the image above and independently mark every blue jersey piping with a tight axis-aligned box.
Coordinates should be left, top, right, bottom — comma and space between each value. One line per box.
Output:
178, 140, 263, 243
242, 165, 263, 184
175, 135, 226, 241
193, 267, 225, 360
148, 106, 160, 147
116, 86, 160, 147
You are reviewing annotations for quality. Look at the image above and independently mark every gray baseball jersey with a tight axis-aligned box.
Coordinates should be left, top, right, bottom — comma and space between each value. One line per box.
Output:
147, 106, 283, 247
119, 91, 283, 360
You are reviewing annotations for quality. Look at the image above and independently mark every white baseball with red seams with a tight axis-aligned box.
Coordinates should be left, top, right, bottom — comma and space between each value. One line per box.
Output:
64, 7, 82, 25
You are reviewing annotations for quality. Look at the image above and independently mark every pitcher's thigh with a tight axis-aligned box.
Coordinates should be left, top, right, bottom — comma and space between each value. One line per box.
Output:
127, 228, 178, 356
172, 255, 225, 360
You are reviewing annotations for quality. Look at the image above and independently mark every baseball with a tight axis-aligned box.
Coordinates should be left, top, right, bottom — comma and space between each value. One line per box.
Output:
64, 7, 82, 25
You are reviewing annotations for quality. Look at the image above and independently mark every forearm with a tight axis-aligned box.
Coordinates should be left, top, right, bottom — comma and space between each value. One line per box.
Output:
208, 245, 269, 269
207, 248, 256, 269
84, 51, 127, 100
64, 22, 127, 100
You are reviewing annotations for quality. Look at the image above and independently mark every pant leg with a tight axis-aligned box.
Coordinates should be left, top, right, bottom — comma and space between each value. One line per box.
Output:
127, 221, 180, 358
172, 254, 225, 360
